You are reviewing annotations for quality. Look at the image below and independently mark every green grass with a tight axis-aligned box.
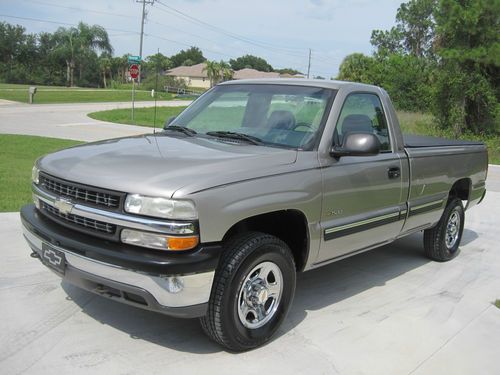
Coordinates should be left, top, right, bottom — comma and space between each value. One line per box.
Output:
88, 106, 188, 127
0, 83, 186, 104
398, 111, 500, 164
0, 135, 82, 212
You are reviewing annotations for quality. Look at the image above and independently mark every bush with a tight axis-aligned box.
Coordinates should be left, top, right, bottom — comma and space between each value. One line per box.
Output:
140, 75, 187, 92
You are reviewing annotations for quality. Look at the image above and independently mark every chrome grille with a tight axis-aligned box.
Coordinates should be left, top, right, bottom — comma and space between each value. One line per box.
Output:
41, 201, 116, 234
40, 174, 120, 209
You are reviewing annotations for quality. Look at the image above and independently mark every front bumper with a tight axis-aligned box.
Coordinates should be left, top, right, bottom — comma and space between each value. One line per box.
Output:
21, 204, 222, 318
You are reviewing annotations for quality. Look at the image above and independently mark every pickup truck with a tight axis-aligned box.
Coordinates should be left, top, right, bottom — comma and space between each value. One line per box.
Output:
21, 79, 488, 351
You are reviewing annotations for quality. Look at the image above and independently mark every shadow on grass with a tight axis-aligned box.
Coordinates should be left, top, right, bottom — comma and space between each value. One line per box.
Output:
64, 232, 433, 354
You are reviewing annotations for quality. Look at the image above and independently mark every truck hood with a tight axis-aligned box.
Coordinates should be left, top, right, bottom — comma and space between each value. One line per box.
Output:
39, 134, 298, 198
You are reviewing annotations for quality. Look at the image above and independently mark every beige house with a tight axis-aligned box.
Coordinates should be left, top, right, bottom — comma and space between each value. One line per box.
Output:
165, 63, 210, 89
166, 64, 285, 88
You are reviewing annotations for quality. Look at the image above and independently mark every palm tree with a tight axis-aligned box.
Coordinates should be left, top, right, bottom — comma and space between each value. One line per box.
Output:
54, 22, 113, 86
99, 54, 112, 88
203, 60, 221, 87
219, 60, 233, 82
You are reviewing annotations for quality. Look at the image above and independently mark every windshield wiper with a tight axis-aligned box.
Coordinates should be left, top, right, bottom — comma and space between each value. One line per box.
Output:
206, 131, 262, 145
164, 125, 197, 137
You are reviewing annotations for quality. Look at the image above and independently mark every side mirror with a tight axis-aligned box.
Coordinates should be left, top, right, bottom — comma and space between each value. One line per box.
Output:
330, 132, 381, 158
163, 116, 177, 130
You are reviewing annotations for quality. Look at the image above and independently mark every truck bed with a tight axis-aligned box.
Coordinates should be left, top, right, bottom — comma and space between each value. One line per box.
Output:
403, 134, 484, 148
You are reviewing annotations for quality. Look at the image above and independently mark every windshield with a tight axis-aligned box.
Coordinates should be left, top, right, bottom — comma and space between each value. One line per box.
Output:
170, 84, 335, 150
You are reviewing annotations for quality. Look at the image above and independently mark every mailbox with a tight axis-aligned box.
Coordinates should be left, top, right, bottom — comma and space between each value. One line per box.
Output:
29, 86, 37, 104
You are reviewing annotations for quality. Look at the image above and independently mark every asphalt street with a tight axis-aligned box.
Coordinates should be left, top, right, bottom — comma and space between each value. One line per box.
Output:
0, 101, 499, 374
0, 100, 189, 142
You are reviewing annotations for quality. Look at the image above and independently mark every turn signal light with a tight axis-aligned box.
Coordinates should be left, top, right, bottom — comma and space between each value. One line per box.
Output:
168, 236, 199, 251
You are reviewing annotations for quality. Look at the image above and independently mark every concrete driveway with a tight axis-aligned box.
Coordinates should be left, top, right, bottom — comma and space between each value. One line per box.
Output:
0, 100, 189, 142
1, 168, 499, 374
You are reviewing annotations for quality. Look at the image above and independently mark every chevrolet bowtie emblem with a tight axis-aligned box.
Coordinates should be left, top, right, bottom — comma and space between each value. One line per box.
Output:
43, 249, 62, 266
54, 197, 73, 215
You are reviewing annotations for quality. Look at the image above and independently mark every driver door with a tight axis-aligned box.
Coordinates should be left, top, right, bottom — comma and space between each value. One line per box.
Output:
316, 92, 406, 264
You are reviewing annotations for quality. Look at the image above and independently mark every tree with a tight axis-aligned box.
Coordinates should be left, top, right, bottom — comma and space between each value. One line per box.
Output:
219, 60, 233, 81
229, 55, 273, 72
433, 0, 499, 134
53, 22, 112, 86
337, 53, 376, 83
203, 61, 221, 87
371, 0, 436, 58
98, 53, 111, 88
170, 47, 205, 67
274, 68, 302, 75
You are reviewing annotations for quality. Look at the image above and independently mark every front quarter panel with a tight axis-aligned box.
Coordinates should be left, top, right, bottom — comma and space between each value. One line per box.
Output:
180, 152, 323, 268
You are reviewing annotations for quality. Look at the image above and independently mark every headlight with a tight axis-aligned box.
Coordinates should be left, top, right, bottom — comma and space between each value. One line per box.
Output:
124, 194, 197, 220
32, 165, 39, 184
121, 229, 199, 251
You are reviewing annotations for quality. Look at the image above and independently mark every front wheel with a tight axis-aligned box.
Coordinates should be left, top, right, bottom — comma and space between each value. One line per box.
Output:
423, 197, 465, 262
200, 232, 296, 351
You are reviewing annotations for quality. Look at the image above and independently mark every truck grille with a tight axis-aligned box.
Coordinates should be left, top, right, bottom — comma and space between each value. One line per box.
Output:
40, 174, 121, 209
41, 201, 116, 235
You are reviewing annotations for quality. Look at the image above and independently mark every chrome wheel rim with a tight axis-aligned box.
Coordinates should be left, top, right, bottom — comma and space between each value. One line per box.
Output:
445, 210, 461, 249
237, 261, 283, 329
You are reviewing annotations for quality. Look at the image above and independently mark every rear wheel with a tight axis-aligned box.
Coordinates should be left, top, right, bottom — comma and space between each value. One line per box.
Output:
200, 232, 296, 351
423, 197, 464, 261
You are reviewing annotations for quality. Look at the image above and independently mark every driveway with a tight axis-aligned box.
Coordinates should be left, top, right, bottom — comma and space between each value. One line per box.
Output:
0, 168, 499, 374
0, 100, 189, 142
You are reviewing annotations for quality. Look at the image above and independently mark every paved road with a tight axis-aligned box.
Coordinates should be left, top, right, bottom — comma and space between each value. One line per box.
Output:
1, 168, 499, 374
0, 101, 189, 142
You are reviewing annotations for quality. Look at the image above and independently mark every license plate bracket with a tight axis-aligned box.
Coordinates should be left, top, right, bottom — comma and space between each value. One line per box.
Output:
41, 243, 66, 274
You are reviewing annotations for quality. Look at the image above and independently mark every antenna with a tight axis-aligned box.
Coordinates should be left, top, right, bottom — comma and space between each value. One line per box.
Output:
153, 48, 159, 134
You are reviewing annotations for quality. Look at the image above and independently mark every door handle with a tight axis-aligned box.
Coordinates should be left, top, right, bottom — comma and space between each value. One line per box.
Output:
388, 167, 401, 179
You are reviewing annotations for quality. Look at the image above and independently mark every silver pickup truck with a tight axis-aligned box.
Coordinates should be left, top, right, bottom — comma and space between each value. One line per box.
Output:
21, 79, 488, 351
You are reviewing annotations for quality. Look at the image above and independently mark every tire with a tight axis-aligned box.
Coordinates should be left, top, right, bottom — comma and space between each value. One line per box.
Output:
423, 197, 465, 262
200, 232, 296, 351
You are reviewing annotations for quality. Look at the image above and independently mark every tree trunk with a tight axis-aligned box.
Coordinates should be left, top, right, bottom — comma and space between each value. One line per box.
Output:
103, 71, 107, 88
69, 60, 75, 87
66, 60, 71, 87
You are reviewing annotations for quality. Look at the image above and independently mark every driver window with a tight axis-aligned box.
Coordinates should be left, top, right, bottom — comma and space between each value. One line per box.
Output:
335, 93, 391, 152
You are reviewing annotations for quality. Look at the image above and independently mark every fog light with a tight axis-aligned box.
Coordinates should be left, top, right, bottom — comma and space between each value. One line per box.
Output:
33, 194, 40, 209
163, 276, 184, 294
121, 229, 199, 251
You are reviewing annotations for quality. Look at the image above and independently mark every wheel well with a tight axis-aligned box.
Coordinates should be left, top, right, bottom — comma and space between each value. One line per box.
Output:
449, 178, 471, 202
223, 210, 309, 272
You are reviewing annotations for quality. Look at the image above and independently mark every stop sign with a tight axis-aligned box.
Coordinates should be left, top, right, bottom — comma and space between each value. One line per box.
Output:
129, 64, 139, 79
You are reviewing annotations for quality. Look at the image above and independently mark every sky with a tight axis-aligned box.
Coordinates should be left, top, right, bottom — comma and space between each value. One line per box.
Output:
0, 0, 402, 78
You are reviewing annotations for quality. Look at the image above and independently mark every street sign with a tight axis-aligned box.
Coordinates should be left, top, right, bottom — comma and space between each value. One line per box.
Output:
129, 64, 140, 79
128, 55, 141, 64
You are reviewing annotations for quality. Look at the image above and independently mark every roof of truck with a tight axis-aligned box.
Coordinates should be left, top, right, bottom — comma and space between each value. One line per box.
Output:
219, 78, 381, 91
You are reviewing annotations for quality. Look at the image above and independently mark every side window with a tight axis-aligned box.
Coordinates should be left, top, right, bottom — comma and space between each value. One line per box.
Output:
335, 93, 391, 152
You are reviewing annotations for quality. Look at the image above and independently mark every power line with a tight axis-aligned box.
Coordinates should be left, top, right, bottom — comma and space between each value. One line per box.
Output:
20, 0, 136, 20
153, 1, 309, 59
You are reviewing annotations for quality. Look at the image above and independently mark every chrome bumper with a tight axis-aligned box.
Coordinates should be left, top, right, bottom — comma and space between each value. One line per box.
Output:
22, 222, 215, 311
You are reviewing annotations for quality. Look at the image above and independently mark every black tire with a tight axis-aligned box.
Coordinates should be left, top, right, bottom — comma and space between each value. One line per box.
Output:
423, 197, 465, 262
200, 232, 296, 352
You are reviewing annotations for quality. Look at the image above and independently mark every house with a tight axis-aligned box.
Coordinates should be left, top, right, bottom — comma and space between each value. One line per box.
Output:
165, 63, 210, 89
233, 68, 280, 80
166, 64, 283, 88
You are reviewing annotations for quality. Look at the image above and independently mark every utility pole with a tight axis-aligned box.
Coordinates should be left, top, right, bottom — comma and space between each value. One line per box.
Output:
307, 48, 311, 79
137, 0, 154, 85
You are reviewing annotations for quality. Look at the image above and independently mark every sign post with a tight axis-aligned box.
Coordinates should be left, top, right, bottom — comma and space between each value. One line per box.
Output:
128, 60, 140, 122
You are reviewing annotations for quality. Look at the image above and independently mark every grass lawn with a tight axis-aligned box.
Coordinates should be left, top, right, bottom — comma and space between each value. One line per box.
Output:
0, 135, 82, 212
0, 83, 185, 104
88, 106, 188, 127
